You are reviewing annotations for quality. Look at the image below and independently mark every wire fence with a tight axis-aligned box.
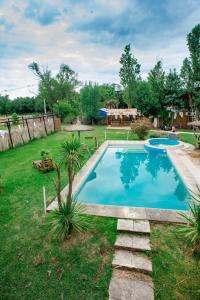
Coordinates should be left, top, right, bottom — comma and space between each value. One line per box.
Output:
0, 115, 55, 152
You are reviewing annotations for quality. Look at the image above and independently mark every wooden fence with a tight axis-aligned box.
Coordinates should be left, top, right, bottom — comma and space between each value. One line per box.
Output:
0, 115, 55, 152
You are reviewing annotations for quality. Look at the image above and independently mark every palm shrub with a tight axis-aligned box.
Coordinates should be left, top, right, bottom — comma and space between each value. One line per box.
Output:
61, 135, 82, 208
49, 200, 89, 239
50, 136, 88, 239
179, 191, 200, 253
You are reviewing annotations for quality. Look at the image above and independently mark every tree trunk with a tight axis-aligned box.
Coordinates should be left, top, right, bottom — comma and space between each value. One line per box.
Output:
67, 165, 73, 210
55, 164, 62, 209
67, 165, 74, 235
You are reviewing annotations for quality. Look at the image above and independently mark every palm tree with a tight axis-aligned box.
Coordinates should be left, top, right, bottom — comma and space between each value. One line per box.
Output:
179, 191, 200, 253
61, 134, 82, 210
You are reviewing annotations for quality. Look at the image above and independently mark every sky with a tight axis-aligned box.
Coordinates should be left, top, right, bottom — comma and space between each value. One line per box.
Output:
0, 0, 200, 99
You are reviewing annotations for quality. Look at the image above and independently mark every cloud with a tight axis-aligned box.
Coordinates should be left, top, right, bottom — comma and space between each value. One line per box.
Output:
24, 1, 61, 26
0, 0, 200, 99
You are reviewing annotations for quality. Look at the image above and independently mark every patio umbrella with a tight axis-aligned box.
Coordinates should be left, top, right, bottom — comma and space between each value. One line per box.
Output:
64, 119, 94, 140
188, 120, 200, 127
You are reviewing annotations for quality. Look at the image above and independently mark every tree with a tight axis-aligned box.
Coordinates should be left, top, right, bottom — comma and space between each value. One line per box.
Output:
165, 69, 184, 109
119, 44, 141, 107
98, 84, 115, 103
80, 83, 101, 124
148, 61, 166, 119
61, 135, 83, 234
53, 100, 77, 122
11, 97, 35, 114
0, 95, 12, 115
28, 62, 79, 109
187, 24, 200, 83
134, 81, 160, 117
187, 24, 200, 111
50, 142, 88, 239
180, 57, 194, 106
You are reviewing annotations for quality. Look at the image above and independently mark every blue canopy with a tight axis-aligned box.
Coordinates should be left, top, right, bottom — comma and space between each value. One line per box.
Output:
97, 108, 108, 118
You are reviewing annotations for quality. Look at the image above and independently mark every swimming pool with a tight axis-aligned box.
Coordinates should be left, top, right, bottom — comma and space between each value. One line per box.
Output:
75, 145, 190, 210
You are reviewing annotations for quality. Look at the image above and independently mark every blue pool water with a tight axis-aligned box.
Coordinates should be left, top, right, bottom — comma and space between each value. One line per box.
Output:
149, 138, 180, 146
76, 146, 190, 210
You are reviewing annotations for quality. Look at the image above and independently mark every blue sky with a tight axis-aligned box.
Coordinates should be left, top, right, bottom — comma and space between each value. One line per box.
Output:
0, 0, 200, 98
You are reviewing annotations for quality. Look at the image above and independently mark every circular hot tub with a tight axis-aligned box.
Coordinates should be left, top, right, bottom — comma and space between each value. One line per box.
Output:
145, 138, 183, 153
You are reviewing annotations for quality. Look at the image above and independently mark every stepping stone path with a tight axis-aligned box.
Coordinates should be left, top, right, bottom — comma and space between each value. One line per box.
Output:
109, 219, 154, 300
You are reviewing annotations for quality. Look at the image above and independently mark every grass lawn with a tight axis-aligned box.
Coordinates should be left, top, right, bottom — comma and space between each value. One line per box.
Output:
0, 126, 200, 299
151, 224, 200, 300
179, 133, 197, 146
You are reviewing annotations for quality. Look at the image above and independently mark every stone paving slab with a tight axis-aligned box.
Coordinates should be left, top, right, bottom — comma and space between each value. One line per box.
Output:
115, 234, 151, 251
117, 219, 150, 234
112, 250, 152, 274
109, 270, 154, 300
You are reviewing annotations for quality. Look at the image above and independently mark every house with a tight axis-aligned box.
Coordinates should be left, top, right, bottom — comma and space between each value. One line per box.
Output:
98, 108, 152, 127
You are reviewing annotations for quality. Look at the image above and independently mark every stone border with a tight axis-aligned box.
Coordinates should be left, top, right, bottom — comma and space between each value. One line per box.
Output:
47, 140, 200, 223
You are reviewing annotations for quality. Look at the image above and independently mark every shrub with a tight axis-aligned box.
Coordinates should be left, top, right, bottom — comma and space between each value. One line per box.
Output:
11, 112, 19, 125
178, 191, 200, 253
131, 123, 149, 140
53, 100, 78, 123
149, 132, 161, 138
49, 200, 89, 239
40, 149, 51, 161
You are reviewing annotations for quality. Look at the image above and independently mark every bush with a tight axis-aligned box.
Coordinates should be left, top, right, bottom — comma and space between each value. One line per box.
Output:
149, 132, 162, 138
131, 123, 149, 140
178, 191, 200, 253
49, 200, 89, 239
11, 112, 19, 125
40, 149, 51, 161
53, 101, 77, 123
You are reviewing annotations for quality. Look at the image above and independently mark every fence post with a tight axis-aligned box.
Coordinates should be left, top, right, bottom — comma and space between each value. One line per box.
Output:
22, 116, 25, 127
25, 118, 31, 141
43, 116, 47, 135
6, 121, 13, 148
52, 114, 55, 132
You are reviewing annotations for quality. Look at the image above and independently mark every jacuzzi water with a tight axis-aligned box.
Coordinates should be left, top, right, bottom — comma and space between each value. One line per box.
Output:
149, 138, 180, 147
75, 145, 190, 210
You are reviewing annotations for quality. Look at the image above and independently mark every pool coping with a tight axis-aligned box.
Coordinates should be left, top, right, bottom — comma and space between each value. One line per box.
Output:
47, 140, 200, 224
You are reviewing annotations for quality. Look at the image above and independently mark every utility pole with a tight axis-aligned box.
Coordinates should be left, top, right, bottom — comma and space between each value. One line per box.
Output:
44, 99, 47, 115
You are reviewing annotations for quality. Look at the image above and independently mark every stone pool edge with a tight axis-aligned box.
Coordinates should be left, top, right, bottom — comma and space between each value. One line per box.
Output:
47, 140, 200, 224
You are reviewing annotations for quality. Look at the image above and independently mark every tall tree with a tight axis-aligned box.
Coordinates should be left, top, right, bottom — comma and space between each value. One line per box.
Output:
180, 57, 194, 106
165, 69, 184, 109
80, 83, 101, 124
134, 81, 160, 117
119, 44, 141, 108
187, 24, 200, 110
187, 24, 200, 83
148, 61, 166, 118
28, 62, 79, 109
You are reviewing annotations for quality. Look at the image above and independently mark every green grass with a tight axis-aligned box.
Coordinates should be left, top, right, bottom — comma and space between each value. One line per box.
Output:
179, 133, 197, 146
151, 224, 200, 300
0, 127, 119, 300
1, 126, 199, 299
